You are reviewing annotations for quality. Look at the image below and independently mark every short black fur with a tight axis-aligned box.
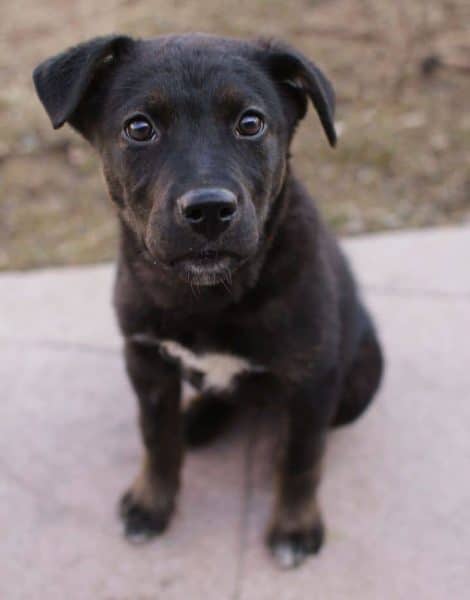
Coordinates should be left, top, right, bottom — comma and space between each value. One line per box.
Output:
33, 33, 383, 569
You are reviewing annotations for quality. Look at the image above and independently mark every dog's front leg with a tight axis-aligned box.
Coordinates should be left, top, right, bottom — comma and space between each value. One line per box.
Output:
120, 339, 182, 542
268, 369, 338, 568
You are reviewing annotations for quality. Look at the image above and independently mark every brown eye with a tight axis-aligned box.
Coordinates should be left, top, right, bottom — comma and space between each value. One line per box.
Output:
124, 116, 157, 142
236, 112, 265, 137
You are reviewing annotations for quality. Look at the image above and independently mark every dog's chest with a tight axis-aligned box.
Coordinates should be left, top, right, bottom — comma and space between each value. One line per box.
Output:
131, 334, 262, 393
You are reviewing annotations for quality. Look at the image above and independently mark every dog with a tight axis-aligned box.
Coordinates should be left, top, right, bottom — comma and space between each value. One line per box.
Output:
33, 33, 383, 568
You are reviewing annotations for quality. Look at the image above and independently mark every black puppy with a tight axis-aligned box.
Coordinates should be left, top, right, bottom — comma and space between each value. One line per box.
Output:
33, 33, 383, 568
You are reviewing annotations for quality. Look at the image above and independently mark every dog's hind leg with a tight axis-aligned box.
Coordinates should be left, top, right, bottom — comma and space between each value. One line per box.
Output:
184, 393, 240, 447
184, 373, 273, 448
332, 324, 384, 427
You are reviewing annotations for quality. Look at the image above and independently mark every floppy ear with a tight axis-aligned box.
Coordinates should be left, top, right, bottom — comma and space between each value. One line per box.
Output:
33, 34, 134, 132
260, 40, 337, 147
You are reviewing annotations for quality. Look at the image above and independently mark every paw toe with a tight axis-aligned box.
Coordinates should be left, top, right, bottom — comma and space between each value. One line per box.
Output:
119, 492, 169, 543
268, 523, 324, 569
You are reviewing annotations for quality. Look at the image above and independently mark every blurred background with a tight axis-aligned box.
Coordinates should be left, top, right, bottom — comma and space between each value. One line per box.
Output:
1, 0, 469, 271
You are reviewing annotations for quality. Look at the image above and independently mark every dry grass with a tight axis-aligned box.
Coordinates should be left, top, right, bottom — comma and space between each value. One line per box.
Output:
1, 0, 469, 270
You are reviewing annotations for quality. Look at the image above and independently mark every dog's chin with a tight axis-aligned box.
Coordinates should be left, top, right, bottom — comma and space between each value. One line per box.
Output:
173, 253, 238, 287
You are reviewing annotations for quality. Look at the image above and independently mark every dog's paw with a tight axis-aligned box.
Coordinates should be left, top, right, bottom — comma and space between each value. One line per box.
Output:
267, 521, 325, 569
184, 396, 237, 448
119, 491, 173, 544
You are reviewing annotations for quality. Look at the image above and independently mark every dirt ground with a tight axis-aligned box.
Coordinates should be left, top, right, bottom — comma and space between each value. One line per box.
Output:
1, 0, 469, 270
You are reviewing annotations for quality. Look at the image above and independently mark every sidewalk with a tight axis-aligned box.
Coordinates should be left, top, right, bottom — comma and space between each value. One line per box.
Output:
1, 227, 469, 600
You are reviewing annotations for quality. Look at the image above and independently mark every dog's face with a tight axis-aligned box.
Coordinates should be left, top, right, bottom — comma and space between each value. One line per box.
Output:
34, 34, 336, 286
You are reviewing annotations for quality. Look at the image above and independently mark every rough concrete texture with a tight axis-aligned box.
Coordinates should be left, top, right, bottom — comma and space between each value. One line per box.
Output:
1, 226, 469, 600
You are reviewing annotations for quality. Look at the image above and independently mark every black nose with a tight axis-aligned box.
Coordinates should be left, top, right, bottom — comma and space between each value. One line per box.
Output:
178, 188, 238, 239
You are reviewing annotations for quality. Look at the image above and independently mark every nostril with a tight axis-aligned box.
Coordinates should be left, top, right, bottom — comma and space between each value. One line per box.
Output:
219, 204, 236, 222
184, 206, 205, 224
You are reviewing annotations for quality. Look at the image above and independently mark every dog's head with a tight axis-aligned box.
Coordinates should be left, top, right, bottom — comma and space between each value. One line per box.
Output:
34, 34, 336, 286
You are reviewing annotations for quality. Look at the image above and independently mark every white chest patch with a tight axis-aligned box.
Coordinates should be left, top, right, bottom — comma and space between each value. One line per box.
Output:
160, 340, 256, 392
130, 333, 263, 393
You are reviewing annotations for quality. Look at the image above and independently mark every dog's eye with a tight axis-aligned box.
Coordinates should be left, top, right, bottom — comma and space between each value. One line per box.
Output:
236, 112, 265, 137
124, 117, 157, 142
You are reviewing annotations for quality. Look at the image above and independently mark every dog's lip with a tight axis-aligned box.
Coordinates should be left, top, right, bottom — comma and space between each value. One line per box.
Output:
170, 249, 240, 267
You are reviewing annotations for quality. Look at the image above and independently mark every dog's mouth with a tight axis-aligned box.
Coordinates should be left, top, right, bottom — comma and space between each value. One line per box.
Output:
172, 250, 239, 287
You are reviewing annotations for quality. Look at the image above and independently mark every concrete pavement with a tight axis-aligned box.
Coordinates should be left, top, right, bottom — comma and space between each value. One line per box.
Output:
1, 226, 469, 599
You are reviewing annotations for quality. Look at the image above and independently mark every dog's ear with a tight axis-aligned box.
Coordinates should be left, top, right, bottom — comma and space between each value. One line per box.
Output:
258, 40, 337, 147
33, 35, 134, 133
